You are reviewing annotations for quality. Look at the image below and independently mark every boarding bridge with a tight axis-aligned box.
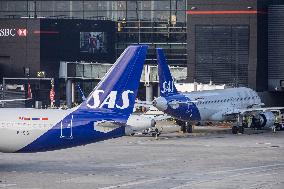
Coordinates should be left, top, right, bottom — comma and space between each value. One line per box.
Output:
59, 61, 187, 83
59, 61, 187, 107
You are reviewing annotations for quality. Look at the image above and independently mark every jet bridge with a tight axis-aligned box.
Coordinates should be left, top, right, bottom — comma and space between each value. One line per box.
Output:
59, 61, 187, 107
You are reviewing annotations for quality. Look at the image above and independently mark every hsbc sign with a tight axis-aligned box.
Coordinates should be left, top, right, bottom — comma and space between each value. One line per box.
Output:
0, 29, 16, 37
0, 28, 28, 37
17, 29, 28, 36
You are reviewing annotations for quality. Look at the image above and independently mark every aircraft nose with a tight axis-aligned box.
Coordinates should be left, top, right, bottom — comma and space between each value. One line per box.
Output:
153, 97, 168, 111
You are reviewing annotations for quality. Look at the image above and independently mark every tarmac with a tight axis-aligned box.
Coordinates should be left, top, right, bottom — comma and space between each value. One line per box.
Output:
0, 126, 284, 189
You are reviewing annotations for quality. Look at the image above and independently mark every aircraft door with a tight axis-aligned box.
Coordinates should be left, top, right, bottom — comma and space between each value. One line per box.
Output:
230, 97, 236, 107
60, 115, 73, 139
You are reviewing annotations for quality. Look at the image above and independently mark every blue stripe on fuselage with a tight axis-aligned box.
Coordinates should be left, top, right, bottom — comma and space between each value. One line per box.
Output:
164, 94, 201, 121
17, 110, 126, 153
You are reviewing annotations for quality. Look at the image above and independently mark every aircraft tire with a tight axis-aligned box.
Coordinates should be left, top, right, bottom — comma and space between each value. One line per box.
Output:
232, 126, 239, 134
186, 123, 193, 133
239, 126, 244, 134
181, 124, 186, 133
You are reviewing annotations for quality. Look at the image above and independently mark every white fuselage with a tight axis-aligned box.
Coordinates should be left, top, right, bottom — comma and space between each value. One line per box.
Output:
0, 108, 72, 152
154, 87, 262, 122
187, 87, 261, 121
0, 108, 155, 153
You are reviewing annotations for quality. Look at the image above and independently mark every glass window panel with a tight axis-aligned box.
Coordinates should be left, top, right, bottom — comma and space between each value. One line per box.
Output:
126, 11, 138, 20
154, 1, 170, 10
97, 1, 108, 10
69, 11, 83, 19
84, 1, 98, 11
2, 12, 23, 18
153, 11, 170, 21
171, 0, 177, 10
116, 1, 126, 11
117, 10, 126, 20
67, 1, 83, 12
97, 11, 108, 19
54, 1, 71, 11
140, 10, 152, 21
84, 11, 98, 19
141, 1, 152, 11
176, 10, 186, 22
38, 1, 55, 12
177, 0, 186, 11
0, 1, 26, 11
126, 1, 137, 11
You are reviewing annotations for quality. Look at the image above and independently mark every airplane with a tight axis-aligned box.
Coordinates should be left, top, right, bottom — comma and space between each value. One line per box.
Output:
0, 45, 148, 153
153, 48, 280, 134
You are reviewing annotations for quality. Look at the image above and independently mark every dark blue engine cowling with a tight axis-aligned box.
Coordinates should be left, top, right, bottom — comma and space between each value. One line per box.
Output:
252, 111, 275, 129
164, 94, 201, 121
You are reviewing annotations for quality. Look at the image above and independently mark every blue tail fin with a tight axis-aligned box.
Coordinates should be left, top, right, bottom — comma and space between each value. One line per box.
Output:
79, 45, 148, 118
157, 48, 178, 97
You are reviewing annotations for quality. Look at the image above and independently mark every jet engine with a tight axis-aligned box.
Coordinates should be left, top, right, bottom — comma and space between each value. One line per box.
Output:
125, 116, 156, 136
252, 111, 275, 129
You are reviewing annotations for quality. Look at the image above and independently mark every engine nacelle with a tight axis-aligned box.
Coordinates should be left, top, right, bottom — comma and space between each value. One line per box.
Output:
252, 111, 275, 129
125, 116, 156, 136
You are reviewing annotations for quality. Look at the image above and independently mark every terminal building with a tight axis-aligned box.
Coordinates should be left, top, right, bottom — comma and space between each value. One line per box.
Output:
187, 0, 284, 105
0, 0, 284, 107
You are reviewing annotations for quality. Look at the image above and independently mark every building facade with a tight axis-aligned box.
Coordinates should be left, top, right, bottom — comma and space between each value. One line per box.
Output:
2, 0, 284, 106
187, 0, 283, 92
0, 0, 187, 65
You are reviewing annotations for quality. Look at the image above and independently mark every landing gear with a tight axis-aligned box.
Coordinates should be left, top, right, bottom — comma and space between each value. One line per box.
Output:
232, 125, 244, 134
232, 114, 245, 134
177, 120, 193, 133
180, 123, 186, 133
238, 126, 244, 134
186, 122, 193, 133
232, 126, 239, 134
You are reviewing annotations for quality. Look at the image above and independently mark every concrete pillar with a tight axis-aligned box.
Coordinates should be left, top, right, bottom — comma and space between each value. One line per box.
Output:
157, 84, 160, 97
71, 82, 75, 103
66, 79, 72, 108
69, 1, 73, 18
194, 82, 197, 91
145, 83, 153, 102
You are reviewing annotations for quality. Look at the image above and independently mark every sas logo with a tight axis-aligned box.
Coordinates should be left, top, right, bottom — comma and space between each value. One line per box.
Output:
161, 81, 174, 94
87, 90, 134, 109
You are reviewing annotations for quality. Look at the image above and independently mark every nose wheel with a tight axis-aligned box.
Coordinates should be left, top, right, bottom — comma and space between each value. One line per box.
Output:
232, 125, 244, 134
178, 120, 193, 133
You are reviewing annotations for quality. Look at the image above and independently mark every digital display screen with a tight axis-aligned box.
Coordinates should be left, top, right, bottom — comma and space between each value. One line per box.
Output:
80, 32, 108, 54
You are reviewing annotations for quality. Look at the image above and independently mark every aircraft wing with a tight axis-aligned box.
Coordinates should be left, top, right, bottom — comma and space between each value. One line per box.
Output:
244, 107, 284, 112
135, 100, 153, 108
222, 106, 284, 117
141, 114, 171, 121
94, 121, 124, 133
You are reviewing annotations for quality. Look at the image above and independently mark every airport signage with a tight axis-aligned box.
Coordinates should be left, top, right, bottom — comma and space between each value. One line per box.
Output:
0, 28, 27, 37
